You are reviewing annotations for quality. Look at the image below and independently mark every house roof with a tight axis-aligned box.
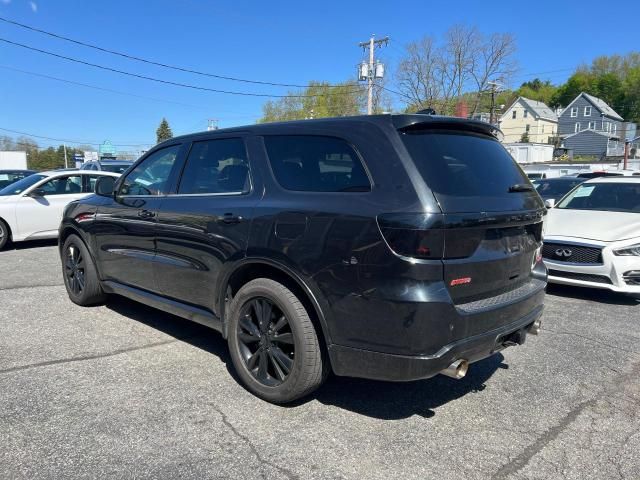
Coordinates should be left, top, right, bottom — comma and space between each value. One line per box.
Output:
562, 128, 620, 140
499, 97, 557, 122
564, 92, 624, 121
519, 97, 558, 122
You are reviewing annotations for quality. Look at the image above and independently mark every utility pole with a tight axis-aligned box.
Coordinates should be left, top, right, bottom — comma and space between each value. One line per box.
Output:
207, 119, 218, 131
487, 80, 503, 125
358, 35, 389, 115
63, 143, 68, 169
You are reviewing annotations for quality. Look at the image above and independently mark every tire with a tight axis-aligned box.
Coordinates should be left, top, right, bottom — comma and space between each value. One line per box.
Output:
0, 219, 10, 250
227, 278, 326, 403
61, 234, 107, 306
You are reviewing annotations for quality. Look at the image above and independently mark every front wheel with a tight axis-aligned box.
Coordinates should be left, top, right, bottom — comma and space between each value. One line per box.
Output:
0, 219, 10, 250
61, 234, 107, 306
227, 278, 326, 403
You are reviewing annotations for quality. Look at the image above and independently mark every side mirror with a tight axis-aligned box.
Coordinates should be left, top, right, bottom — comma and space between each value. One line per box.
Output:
95, 176, 116, 197
544, 198, 556, 208
27, 188, 46, 197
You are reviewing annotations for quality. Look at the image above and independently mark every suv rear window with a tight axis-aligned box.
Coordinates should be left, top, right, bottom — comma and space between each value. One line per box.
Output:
400, 130, 531, 212
264, 135, 371, 192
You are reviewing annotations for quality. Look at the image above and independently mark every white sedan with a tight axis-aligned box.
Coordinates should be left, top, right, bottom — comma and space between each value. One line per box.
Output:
543, 177, 640, 295
0, 170, 120, 250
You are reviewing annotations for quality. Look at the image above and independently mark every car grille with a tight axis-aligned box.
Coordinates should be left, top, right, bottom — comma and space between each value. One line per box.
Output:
548, 269, 612, 284
542, 242, 603, 264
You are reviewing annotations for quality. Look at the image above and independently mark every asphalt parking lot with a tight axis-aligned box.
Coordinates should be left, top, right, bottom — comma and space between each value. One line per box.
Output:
1, 241, 639, 480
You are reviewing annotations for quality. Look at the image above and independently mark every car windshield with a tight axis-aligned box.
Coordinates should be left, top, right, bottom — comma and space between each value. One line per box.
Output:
0, 174, 46, 196
101, 163, 131, 174
556, 182, 640, 213
533, 179, 583, 197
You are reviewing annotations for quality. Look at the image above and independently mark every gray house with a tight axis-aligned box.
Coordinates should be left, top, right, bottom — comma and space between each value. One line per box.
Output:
559, 92, 624, 157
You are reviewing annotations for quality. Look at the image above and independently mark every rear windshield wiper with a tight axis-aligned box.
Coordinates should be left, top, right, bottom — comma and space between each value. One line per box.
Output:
508, 183, 534, 193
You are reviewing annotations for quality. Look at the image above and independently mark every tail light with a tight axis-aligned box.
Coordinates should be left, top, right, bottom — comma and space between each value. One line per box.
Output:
377, 213, 444, 259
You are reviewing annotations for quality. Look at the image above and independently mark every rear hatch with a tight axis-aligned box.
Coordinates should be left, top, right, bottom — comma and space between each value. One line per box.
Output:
393, 122, 545, 304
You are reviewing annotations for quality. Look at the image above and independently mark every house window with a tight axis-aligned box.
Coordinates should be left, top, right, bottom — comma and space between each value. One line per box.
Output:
604, 121, 610, 132
575, 122, 581, 133
512, 110, 517, 119
584, 106, 592, 116
523, 110, 528, 118
542, 125, 545, 133
526, 124, 531, 132
570, 107, 578, 117
612, 124, 617, 134
588, 121, 596, 129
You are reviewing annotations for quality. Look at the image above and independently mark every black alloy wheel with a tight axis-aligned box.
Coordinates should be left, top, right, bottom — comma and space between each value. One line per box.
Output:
61, 234, 106, 306
237, 297, 295, 386
64, 243, 86, 295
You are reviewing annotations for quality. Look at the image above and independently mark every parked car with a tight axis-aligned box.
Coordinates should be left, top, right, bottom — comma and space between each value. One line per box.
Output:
0, 169, 36, 189
533, 177, 586, 203
0, 170, 120, 250
80, 159, 134, 174
59, 114, 546, 403
543, 177, 640, 295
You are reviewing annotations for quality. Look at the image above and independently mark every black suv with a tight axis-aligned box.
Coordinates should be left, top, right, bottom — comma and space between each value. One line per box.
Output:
59, 114, 546, 403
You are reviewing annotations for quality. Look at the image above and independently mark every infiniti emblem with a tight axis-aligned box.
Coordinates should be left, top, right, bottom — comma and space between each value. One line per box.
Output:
555, 248, 573, 258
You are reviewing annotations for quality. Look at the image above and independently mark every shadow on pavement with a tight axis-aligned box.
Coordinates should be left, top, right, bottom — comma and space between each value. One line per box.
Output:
308, 353, 505, 420
105, 295, 231, 363
105, 294, 505, 419
546, 283, 639, 306
5, 239, 58, 251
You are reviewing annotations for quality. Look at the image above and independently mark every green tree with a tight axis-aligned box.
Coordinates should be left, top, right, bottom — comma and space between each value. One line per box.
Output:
156, 118, 173, 143
259, 81, 366, 123
516, 78, 558, 105
520, 132, 530, 143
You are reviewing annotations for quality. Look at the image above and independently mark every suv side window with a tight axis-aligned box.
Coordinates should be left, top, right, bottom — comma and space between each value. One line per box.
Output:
178, 138, 250, 194
119, 145, 180, 196
264, 135, 370, 192
39, 175, 83, 195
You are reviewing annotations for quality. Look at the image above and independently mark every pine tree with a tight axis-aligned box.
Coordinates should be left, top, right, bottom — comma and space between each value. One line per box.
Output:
156, 118, 173, 143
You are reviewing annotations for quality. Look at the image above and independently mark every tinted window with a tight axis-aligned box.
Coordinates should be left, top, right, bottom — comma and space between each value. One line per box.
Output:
400, 130, 531, 211
178, 139, 249, 194
119, 145, 180, 196
264, 136, 370, 192
39, 175, 83, 195
0, 174, 46, 196
557, 182, 640, 213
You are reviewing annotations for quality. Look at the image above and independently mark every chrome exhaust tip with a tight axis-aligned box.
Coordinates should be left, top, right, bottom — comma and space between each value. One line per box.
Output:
441, 359, 469, 380
529, 319, 542, 335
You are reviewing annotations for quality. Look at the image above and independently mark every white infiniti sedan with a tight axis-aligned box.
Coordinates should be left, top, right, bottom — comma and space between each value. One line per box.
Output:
0, 170, 120, 250
543, 177, 640, 295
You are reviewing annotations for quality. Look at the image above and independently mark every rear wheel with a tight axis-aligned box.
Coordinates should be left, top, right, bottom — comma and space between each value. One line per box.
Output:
227, 278, 326, 403
62, 234, 106, 306
0, 219, 10, 250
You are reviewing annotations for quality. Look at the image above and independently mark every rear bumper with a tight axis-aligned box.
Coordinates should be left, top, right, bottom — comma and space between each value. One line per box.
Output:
328, 304, 543, 382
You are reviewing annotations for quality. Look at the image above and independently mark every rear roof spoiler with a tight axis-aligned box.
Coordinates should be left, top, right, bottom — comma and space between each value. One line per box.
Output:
392, 115, 503, 141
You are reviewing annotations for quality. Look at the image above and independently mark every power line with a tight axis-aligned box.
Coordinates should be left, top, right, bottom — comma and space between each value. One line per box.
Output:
0, 127, 154, 147
0, 64, 260, 119
0, 15, 359, 89
0, 37, 364, 99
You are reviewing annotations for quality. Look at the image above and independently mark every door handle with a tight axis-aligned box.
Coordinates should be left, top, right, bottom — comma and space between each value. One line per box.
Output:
138, 209, 156, 219
219, 213, 243, 224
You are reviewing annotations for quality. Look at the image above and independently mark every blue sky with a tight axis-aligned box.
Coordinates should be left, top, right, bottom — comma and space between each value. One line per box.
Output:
0, 0, 636, 152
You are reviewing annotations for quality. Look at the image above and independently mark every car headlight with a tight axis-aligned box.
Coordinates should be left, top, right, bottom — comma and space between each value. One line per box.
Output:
613, 243, 640, 256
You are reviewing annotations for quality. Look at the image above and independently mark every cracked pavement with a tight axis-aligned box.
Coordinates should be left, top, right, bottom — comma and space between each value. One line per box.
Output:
1, 241, 639, 479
